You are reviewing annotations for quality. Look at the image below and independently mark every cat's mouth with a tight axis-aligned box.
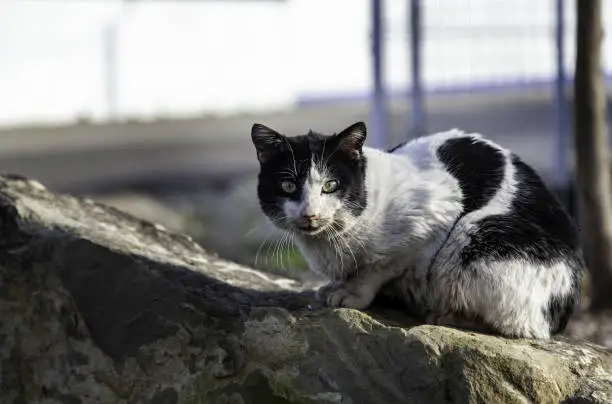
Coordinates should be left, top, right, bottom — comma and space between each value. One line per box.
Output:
297, 224, 326, 235
289, 215, 337, 236
295, 220, 333, 236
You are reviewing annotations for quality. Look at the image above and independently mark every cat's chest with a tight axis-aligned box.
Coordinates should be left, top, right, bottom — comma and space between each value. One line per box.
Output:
296, 236, 370, 278
297, 233, 419, 279
296, 220, 457, 280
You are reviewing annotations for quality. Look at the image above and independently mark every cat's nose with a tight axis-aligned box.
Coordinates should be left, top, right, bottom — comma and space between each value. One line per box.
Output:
302, 214, 320, 227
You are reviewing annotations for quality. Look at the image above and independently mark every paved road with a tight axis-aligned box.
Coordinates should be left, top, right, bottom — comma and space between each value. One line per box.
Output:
0, 90, 610, 196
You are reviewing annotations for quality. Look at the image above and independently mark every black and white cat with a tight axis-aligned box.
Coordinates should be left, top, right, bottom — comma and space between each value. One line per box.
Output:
250, 121, 583, 339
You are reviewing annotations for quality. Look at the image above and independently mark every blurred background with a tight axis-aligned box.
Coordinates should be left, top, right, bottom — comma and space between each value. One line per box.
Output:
1, 1, 611, 290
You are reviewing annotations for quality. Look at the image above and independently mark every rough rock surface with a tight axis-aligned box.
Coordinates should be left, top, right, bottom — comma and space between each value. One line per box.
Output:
92, 179, 313, 281
0, 174, 611, 404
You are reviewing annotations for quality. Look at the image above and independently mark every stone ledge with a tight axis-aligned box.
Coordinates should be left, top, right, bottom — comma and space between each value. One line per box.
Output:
0, 174, 610, 404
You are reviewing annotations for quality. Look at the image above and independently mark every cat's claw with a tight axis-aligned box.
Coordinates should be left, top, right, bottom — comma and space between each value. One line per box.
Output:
425, 312, 442, 325
326, 287, 371, 309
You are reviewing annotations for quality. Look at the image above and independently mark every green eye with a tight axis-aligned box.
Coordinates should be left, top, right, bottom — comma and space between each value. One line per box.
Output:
322, 180, 339, 193
281, 180, 297, 193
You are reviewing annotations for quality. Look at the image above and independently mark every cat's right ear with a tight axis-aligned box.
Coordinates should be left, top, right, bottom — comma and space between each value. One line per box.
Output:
336, 121, 367, 158
251, 123, 285, 164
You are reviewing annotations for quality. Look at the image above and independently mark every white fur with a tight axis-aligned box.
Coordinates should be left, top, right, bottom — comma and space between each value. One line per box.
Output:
292, 128, 577, 339
283, 159, 346, 234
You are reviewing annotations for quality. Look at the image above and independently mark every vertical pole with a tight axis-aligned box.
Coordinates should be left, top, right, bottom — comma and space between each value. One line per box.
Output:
554, 0, 569, 205
370, 0, 387, 149
409, 0, 425, 138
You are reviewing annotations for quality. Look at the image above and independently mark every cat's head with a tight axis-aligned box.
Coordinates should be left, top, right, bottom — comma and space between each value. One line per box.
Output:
251, 122, 368, 237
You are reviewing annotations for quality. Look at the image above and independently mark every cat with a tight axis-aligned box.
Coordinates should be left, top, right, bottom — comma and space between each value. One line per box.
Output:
250, 121, 583, 339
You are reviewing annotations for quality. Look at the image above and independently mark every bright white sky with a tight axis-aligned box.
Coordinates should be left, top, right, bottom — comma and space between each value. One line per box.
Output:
0, 0, 610, 127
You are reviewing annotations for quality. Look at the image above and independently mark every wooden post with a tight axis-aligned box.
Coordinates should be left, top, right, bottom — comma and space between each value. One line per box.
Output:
573, 0, 612, 310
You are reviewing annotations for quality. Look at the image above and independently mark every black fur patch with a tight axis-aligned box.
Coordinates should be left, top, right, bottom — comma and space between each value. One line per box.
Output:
437, 136, 505, 215
459, 154, 583, 334
460, 155, 581, 266
254, 130, 368, 222
546, 270, 582, 334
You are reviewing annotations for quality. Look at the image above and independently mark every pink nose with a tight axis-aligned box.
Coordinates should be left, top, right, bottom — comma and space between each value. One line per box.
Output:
302, 214, 320, 226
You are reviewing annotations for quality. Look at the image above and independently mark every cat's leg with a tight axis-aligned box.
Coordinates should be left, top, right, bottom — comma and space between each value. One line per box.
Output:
322, 267, 405, 309
430, 258, 576, 339
315, 281, 343, 301
469, 262, 560, 339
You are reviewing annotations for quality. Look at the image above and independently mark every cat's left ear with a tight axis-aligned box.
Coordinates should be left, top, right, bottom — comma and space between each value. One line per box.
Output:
251, 123, 285, 163
336, 121, 367, 157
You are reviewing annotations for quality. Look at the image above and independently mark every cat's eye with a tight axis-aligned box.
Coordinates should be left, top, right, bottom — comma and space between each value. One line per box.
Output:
280, 180, 297, 193
322, 180, 339, 193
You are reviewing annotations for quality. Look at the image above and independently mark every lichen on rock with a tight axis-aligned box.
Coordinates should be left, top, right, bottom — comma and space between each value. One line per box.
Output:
0, 174, 611, 404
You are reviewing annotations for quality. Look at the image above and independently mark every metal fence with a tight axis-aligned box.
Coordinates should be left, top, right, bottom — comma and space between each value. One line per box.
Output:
369, 0, 611, 192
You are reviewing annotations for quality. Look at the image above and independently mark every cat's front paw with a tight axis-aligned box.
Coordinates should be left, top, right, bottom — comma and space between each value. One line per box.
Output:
326, 286, 373, 309
315, 281, 343, 301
